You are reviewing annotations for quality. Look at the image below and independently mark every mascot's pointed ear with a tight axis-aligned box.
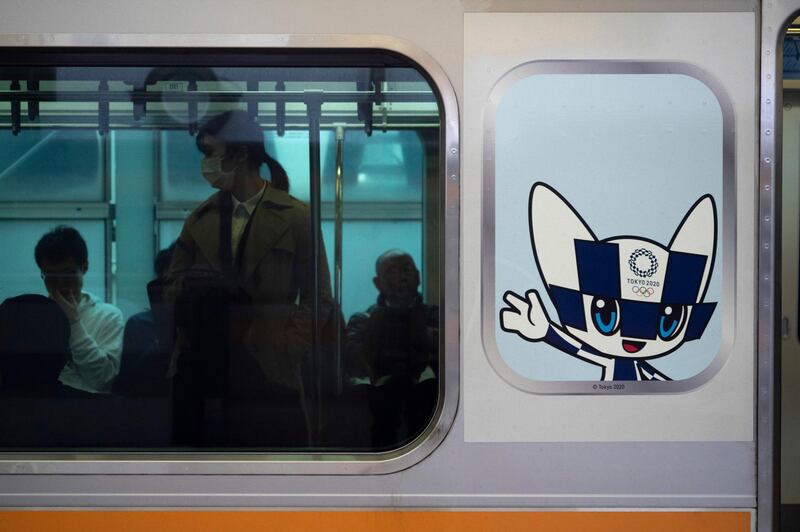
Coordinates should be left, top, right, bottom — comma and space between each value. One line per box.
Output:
668, 195, 718, 302
530, 183, 596, 290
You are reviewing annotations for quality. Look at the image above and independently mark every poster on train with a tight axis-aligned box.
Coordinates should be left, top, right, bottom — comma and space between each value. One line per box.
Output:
484, 63, 732, 394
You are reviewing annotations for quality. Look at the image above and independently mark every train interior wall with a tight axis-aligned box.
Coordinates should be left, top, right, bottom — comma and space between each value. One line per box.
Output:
0, 127, 429, 324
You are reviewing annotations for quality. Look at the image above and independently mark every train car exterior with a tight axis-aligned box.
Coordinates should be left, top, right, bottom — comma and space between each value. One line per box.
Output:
0, 0, 791, 531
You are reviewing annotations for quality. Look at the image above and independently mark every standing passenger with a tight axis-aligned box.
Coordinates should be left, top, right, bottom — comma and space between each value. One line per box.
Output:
167, 110, 332, 446
35, 225, 124, 394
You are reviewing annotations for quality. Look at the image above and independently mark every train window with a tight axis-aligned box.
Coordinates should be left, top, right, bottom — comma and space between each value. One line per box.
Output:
782, 17, 800, 510
0, 129, 104, 201
0, 50, 444, 456
484, 62, 733, 394
785, 21, 800, 341
159, 129, 426, 203
0, 220, 107, 303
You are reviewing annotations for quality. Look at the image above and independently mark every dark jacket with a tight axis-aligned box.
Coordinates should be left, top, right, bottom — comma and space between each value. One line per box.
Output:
345, 294, 438, 383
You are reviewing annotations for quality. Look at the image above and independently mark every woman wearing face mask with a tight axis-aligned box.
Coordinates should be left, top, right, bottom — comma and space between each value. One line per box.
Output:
167, 110, 332, 447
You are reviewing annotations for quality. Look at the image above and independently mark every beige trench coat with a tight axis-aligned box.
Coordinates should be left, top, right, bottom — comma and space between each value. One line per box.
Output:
167, 183, 333, 393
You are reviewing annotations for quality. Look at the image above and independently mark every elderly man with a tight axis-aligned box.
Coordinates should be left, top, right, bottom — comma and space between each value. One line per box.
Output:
345, 250, 438, 448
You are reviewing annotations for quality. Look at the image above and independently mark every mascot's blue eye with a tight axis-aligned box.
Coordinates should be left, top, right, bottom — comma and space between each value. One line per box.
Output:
591, 297, 619, 336
658, 305, 686, 340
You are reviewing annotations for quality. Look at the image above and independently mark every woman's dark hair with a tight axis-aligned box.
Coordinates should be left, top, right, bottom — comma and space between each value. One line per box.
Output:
34, 225, 88, 268
195, 110, 290, 192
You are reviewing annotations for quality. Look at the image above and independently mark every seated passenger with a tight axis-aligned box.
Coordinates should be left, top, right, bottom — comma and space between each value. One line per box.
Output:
345, 250, 438, 448
0, 294, 71, 395
35, 225, 124, 394
167, 110, 333, 447
114, 245, 175, 396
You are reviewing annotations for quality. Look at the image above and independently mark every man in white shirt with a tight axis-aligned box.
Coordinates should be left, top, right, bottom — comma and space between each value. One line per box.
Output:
35, 225, 123, 394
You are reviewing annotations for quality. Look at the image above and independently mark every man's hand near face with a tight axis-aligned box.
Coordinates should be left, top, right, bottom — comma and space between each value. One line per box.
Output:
35, 226, 124, 394
50, 290, 80, 324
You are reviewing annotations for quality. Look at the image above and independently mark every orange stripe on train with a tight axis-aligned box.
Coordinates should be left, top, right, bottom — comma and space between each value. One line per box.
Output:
0, 510, 751, 532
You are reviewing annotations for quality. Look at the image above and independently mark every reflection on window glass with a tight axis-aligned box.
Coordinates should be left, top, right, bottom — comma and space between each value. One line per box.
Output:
264, 130, 336, 201
0, 130, 104, 201
161, 128, 425, 204
0, 57, 441, 453
321, 220, 422, 321
158, 220, 184, 253
0, 220, 106, 303
784, 27, 800, 341
784, 35, 800, 79
341, 130, 425, 202
159, 130, 207, 203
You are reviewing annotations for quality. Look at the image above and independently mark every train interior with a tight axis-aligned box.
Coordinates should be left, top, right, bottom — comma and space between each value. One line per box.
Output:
0, 52, 442, 451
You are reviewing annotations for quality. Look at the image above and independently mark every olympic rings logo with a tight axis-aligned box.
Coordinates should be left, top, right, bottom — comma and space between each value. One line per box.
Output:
628, 248, 659, 278
632, 286, 655, 297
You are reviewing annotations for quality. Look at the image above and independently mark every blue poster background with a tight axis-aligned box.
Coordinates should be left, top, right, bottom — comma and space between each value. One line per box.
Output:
493, 73, 724, 381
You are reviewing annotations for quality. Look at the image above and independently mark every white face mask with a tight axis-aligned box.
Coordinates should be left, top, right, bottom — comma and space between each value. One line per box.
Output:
201, 156, 235, 191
